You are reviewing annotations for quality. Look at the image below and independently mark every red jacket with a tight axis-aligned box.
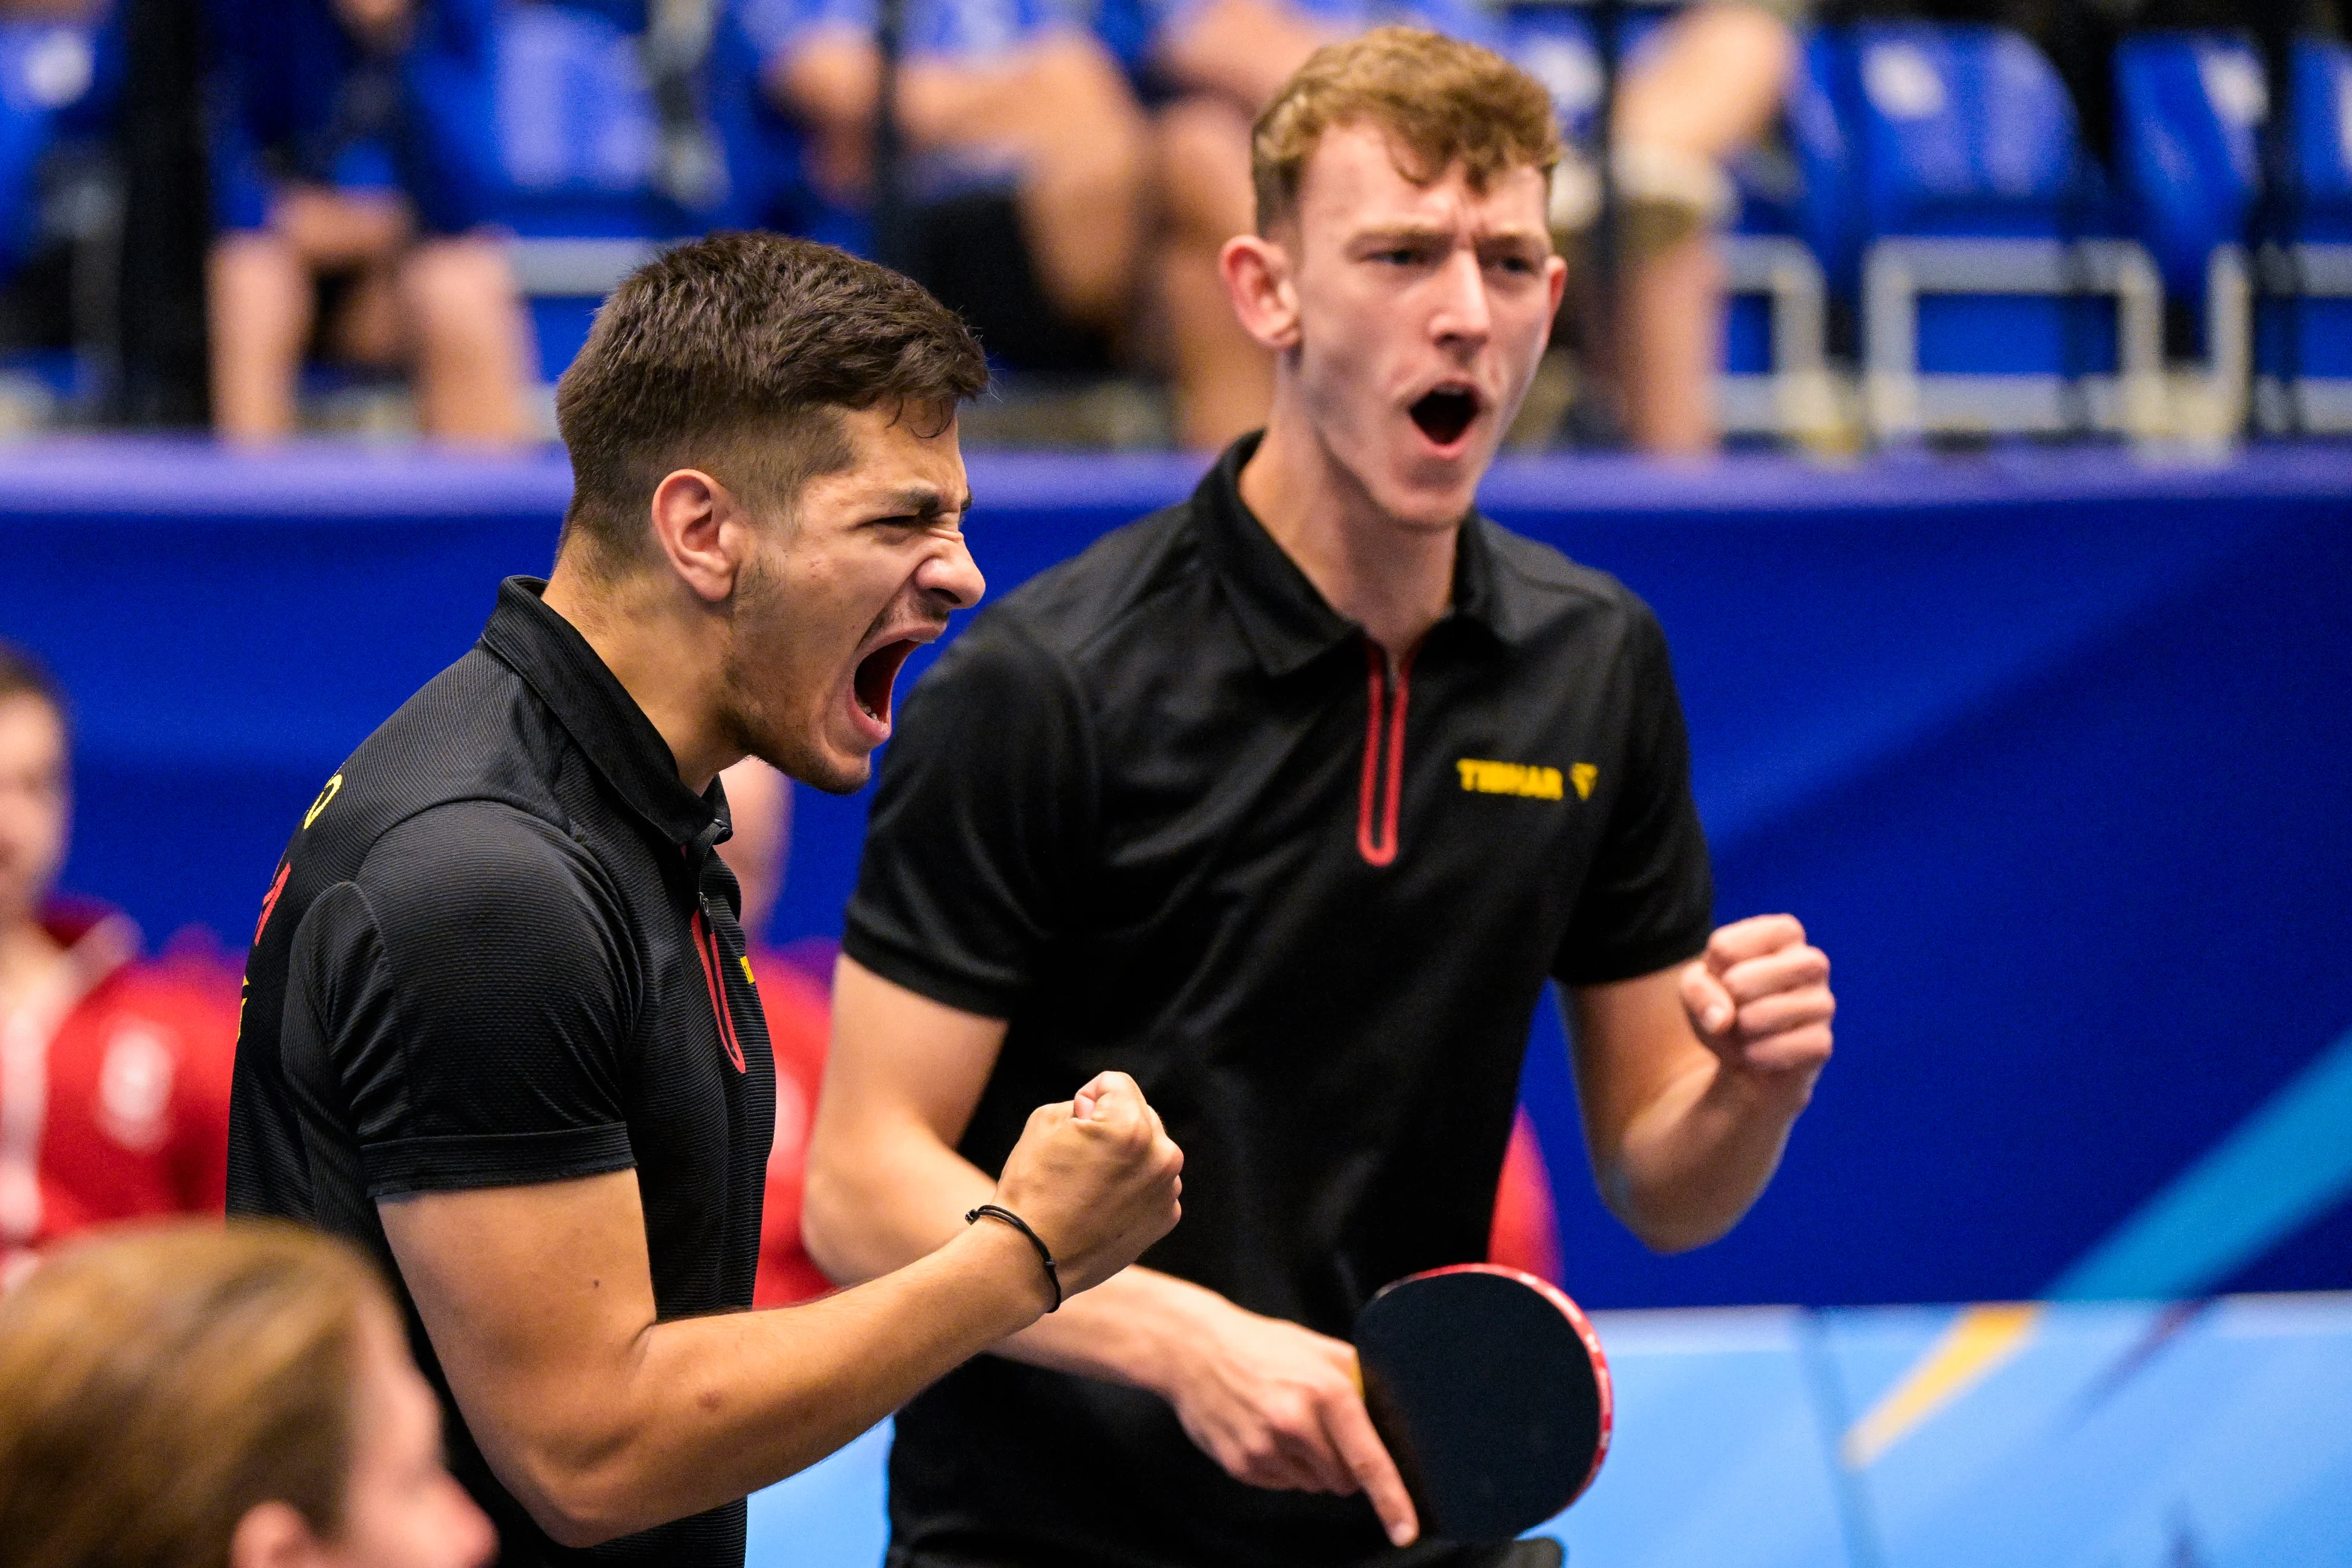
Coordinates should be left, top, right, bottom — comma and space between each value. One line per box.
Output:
753, 945, 839, 1309
0, 906, 238, 1284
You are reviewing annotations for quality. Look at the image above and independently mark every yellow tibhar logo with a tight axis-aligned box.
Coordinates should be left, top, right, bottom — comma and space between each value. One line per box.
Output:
303, 774, 344, 830
1456, 760, 1599, 801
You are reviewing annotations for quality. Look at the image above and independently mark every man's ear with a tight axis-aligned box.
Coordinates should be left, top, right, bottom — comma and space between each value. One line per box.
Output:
646, 469, 749, 605
1220, 233, 1302, 353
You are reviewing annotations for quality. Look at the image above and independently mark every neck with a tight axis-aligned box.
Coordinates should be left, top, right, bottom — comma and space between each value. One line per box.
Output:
541, 561, 739, 793
1237, 406, 1458, 659
0, 914, 64, 1017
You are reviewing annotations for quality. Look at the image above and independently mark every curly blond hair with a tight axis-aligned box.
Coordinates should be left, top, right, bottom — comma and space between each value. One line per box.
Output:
1251, 26, 1564, 234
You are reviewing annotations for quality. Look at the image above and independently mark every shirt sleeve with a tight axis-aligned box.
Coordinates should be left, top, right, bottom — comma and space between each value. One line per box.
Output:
1552, 605, 1715, 987
287, 801, 638, 1199
840, 614, 1096, 1020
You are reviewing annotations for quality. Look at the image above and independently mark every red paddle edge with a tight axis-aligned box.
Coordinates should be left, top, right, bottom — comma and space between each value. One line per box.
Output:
1370, 1264, 1615, 1509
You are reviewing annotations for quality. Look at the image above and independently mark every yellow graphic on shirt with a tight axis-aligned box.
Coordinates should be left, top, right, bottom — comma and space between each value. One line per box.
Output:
739, 955, 757, 988
1456, 759, 1589, 802
302, 773, 344, 830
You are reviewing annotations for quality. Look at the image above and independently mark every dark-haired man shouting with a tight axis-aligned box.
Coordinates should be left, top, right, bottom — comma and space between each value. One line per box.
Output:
811, 28, 1835, 1568
228, 233, 1185, 1568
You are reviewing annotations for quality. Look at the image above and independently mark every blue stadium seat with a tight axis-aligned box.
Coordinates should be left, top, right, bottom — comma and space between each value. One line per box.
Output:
2112, 31, 2261, 438
2254, 37, 2352, 431
1794, 23, 2164, 441
2112, 32, 2352, 435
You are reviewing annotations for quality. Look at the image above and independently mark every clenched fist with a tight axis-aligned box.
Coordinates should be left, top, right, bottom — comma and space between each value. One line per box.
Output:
992, 1071, 1185, 1298
1679, 914, 1835, 1078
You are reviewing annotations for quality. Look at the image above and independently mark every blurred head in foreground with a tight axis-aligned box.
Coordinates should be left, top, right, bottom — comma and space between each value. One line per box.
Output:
0, 1221, 495, 1568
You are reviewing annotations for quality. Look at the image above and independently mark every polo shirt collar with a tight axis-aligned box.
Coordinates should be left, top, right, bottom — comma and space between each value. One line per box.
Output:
479, 576, 728, 851
1194, 433, 1524, 679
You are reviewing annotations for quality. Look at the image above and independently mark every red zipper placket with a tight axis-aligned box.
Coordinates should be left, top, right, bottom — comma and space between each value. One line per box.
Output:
684, 847, 749, 1074
1357, 641, 1413, 867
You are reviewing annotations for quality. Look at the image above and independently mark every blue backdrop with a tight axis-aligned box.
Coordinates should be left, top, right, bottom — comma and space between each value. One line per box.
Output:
6, 439, 2348, 1309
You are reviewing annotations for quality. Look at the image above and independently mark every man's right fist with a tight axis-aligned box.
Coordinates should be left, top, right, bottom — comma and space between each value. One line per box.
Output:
992, 1071, 1183, 1299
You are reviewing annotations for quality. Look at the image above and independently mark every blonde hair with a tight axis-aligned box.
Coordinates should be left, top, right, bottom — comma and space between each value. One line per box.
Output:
1251, 26, 1564, 234
0, 1221, 388, 1568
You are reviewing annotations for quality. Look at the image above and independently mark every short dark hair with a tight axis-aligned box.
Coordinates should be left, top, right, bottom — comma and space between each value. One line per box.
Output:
0, 639, 63, 725
554, 231, 988, 572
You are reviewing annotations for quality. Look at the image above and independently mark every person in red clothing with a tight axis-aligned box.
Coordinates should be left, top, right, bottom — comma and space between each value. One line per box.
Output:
0, 642, 238, 1291
714, 756, 839, 1308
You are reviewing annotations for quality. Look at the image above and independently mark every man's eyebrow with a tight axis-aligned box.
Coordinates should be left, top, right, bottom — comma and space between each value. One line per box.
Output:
872, 487, 975, 521
1350, 225, 1453, 246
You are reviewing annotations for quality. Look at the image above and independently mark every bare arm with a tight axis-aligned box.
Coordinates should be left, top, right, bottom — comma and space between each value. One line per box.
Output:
381, 1071, 1180, 1548
1150, 0, 1328, 110
1568, 914, 1834, 1253
806, 955, 1421, 1547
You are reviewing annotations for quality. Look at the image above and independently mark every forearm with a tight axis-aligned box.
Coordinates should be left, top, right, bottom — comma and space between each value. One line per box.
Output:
524, 1221, 1049, 1544
1602, 1058, 1816, 1253
1153, 0, 1325, 108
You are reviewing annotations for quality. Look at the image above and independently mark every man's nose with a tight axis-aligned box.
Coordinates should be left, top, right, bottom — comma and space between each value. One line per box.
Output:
918, 531, 986, 612
1430, 249, 1492, 346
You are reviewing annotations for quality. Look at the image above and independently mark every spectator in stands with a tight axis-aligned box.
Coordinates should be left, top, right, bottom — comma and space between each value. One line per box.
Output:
206, 0, 533, 443
0, 642, 237, 1291
0, 1219, 496, 1568
1145, 0, 1798, 455
739, 0, 1148, 374
712, 755, 838, 1308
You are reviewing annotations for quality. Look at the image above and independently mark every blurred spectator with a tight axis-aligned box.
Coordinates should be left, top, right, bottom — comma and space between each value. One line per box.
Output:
0, 641, 236, 1290
0, 1219, 496, 1568
739, 0, 1148, 373
205, 0, 532, 442
713, 756, 837, 1307
1490, 1108, 1562, 1282
1562, 2, 1801, 457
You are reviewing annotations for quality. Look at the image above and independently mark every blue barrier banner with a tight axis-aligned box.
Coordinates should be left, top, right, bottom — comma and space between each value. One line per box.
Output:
3, 440, 2348, 1308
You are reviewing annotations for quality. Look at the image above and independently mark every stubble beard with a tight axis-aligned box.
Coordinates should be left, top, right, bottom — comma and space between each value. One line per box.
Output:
716, 556, 872, 797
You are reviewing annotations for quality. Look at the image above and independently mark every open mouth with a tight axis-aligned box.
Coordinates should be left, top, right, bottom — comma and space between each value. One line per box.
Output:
853, 639, 919, 726
1409, 386, 1481, 448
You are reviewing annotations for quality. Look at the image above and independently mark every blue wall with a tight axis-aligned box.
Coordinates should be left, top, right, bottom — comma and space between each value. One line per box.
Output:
6, 440, 2348, 1308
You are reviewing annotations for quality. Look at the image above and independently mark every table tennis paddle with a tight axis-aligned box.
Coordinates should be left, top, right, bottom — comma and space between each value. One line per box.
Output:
1353, 1264, 1613, 1542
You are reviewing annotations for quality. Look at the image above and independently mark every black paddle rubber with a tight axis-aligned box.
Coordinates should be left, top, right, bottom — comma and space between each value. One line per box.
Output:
1354, 1265, 1613, 1542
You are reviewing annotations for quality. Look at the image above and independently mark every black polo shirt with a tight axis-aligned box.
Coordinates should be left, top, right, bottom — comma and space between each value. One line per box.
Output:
227, 578, 776, 1568
844, 435, 1715, 1568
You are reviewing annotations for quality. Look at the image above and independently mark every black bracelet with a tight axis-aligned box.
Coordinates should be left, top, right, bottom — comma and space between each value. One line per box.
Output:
967, 1204, 1062, 1312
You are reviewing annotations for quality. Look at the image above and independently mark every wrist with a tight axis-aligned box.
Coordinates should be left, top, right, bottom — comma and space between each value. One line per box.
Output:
950, 1214, 1058, 1327
1118, 1273, 1236, 1401
1705, 1052, 1820, 1118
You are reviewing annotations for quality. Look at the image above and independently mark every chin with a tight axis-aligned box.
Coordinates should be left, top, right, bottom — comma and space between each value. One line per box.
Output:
1378, 467, 1483, 530
793, 744, 875, 797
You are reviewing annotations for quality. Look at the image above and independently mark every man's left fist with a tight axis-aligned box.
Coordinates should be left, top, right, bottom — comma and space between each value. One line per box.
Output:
1678, 914, 1835, 1077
